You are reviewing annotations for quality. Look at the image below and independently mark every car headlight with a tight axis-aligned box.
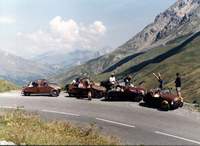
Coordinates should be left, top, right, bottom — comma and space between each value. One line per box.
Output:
171, 101, 174, 105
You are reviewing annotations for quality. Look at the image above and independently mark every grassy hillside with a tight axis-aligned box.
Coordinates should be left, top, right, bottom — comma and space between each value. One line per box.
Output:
96, 32, 200, 104
0, 80, 17, 92
57, 32, 200, 105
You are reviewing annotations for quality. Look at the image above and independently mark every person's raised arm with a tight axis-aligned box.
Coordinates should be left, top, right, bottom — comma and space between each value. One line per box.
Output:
153, 73, 159, 80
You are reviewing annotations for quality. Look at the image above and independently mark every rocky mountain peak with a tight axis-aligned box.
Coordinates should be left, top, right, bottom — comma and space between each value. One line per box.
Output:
118, 0, 200, 54
170, 0, 200, 17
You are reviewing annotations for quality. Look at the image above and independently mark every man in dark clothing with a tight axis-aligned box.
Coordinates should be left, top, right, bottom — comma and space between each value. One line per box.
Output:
153, 73, 164, 90
124, 75, 132, 86
175, 73, 182, 97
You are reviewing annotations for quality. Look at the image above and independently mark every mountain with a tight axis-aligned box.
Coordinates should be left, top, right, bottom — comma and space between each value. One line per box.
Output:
54, 0, 200, 81
32, 47, 113, 70
53, 0, 200, 104
0, 49, 55, 85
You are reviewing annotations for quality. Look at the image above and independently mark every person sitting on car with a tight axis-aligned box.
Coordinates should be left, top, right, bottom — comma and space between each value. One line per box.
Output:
72, 78, 80, 87
109, 73, 116, 85
124, 75, 134, 87
32, 81, 38, 87
153, 72, 164, 90
78, 79, 85, 88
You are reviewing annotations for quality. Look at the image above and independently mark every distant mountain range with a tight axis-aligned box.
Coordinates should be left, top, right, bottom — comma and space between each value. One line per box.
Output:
53, 0, 200, 104
32, 47, 113, 70
0, 49, 55, 85
0, 46, 113, 85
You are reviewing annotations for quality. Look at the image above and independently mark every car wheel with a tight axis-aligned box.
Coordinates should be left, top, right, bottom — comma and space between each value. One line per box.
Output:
160, 100, 170, 111
105, 93, 112, 101
24, 92, 30, 96
51, 90, 59, 97
134, 95, 143, 102
68, 93, 73, 97
179, 102, 184, 108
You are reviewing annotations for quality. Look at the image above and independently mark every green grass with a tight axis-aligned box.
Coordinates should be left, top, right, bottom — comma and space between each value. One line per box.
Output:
0, 110, 120, 145
95, 34, 200, 104
57, 32, 200, 105
0, 80, 18, 93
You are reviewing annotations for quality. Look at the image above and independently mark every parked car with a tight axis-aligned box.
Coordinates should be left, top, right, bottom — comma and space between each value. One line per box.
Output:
101, 80, 145, 101
105, 85, 145, 101
66, 78, 106, 99
22, 79, 61, 97
143, 88, 183, 110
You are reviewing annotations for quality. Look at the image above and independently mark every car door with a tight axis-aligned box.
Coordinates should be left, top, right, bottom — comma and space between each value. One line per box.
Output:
28, 83, 38, 94
38, 83, 52, 94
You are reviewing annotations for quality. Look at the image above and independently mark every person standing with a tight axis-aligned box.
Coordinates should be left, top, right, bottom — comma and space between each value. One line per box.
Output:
153, 73, 164, 90
175, 73, 182, 97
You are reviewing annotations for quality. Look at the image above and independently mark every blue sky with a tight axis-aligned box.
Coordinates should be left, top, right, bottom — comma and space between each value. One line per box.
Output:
0, 0, 176, 57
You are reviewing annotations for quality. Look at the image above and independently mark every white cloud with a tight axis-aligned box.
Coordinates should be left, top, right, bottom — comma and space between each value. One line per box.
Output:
0, 16, 16, 24
16, 16, 107, 57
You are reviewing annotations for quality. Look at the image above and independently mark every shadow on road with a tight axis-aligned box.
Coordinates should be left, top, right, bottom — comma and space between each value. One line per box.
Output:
22, 95, 58, 98
139, 102, 172, 112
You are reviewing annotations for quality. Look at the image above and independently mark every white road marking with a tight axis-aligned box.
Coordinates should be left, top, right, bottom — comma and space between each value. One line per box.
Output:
155, 131, 200, 145
0, 106, 24, 110
96, 118, 135, 128
41, 109, 80, 117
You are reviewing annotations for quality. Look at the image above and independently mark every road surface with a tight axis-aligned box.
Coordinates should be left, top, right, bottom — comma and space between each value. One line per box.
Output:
0, 91, 200, 145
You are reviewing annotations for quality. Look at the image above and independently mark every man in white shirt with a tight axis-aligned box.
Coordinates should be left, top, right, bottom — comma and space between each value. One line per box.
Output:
109, 73, 116, 85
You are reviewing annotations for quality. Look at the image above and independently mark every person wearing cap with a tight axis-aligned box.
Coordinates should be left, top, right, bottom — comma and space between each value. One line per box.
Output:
153, 72, 164, 90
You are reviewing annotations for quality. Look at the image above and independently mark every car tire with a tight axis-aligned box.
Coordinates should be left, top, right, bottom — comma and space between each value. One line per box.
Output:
134, 95, 143, 102
51, 90, 59, 97
68, 93, 73, 97
105, 93, 112, 101
179, 102, 184, 108
24, 92, 30, 96
160, 100, 170, 111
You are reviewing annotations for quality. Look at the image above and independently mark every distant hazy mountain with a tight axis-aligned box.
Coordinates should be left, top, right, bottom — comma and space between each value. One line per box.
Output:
0, 49, 54, 85
32, 47, 113, 70
53, 0, 200, 83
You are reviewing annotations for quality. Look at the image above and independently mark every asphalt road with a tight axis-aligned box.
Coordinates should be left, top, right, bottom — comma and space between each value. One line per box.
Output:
0, 91, 200, 145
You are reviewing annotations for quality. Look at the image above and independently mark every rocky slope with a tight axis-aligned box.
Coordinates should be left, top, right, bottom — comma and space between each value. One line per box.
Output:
54, 0, 200, 84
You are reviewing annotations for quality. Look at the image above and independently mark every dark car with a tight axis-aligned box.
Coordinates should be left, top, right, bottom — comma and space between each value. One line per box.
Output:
105, 85, 145, 101
143, 88, 183, 110
66, 79, 106, 99
101, 80, 145, 101
22, 79, 61, 97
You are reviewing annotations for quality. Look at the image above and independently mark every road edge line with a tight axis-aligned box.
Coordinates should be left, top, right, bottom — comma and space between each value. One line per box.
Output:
155, 131, 200, 145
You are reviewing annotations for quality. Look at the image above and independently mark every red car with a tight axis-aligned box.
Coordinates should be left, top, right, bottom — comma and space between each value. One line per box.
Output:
66, 79, 106, 99
143, 89, 183, 110
105, 85, 145, 102
22, 79, 61, 97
